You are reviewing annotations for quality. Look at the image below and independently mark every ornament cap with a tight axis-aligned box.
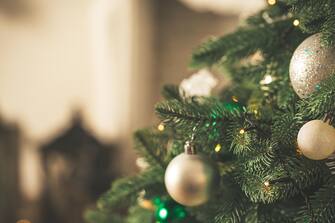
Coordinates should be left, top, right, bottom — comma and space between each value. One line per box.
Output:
323, 113, 335, 125
184, 141, 196, 155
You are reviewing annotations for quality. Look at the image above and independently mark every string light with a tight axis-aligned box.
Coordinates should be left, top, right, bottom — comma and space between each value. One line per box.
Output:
260, 74, 273, 85
239, 128, 246, 135
267, 0, 276, 5
158, 123, 165, 131
293, 19, 300, 26
263, 180, 271, 193
232, 96, 239, 103
158, 207, 169, 220
214, 144, 222, 153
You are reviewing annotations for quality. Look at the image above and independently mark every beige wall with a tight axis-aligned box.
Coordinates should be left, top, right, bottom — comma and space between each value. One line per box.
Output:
0, 0, 240, 201
152, 0, 238, 99
0, 0, 239, 150
0, 0, 145, 200
0, 0, 93, 140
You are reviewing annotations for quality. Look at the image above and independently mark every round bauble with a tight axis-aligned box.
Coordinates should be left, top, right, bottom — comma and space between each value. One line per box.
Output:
289, 33, 335, 98
297, 120, 335, 160
164, 144, 219, 206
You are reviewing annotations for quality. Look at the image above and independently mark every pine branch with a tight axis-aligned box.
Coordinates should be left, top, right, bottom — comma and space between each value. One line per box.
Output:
246, 2, 290, 27
125, 205, 154, 223
271, 110, 301, 147
85, 210, 123, 223
298, 74, 335, 120
245, 203, 296, 223
296, 177, 335, 223
97, 168, 164, 210
190, 176, 250, 223
284, 0, 335, 46
236, 153, 329, 204
155, 98, 243, 134
190, 19, 297, 68
134, 129, 169, 168
161, 84, 183, 101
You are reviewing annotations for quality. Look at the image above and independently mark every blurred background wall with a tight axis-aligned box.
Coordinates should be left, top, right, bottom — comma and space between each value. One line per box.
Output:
0, 0, 264, 222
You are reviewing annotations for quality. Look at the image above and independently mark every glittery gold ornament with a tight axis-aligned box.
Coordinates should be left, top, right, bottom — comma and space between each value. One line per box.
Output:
164, 141, 219, 206
289, 33, 335, 98
297, 120, 335, 160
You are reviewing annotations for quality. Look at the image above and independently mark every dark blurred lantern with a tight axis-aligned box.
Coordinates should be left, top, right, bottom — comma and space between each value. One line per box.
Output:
0, 115, 20, 223
40, 113, 120, 223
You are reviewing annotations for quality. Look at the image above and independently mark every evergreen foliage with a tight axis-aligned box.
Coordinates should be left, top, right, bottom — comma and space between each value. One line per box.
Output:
87, 1, 335, 222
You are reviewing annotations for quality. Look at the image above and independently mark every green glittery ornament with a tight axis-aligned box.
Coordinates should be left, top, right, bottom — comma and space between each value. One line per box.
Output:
223, 101, 243, 112
154, 197, 188, 223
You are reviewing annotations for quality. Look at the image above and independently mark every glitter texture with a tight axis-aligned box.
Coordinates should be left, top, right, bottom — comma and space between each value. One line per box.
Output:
289, 33, 335, 98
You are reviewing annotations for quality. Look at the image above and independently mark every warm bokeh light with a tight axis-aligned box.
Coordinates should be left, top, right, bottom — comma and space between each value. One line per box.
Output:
232, 96, 239, 102
293, 19, 300, 26
260, 74, 273, 85
214, 144, 222, 152
158, 123, 165, 131
139, 199, 155, 210
267, 0, 276, 5
17, 220, 31, 223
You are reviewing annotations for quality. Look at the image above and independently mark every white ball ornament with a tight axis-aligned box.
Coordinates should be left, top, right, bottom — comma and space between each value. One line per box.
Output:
179, 69, 218, 98
164, 141, 220, 206
289, 33, 335, 98
297, 120, 335, 160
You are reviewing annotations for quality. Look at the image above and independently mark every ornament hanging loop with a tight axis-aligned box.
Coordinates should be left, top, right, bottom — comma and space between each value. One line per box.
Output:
184, 126, 198, 155
322, 112, 334, 125
184, 141, 196, 155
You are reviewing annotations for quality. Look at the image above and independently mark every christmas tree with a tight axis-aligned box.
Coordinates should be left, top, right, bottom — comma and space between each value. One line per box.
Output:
86, 0, 335, 222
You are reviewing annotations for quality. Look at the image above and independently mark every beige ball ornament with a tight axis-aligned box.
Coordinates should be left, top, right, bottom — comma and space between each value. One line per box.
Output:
164, 141, 220, 206
289, 33, 335, 98
297, 120, 335, 160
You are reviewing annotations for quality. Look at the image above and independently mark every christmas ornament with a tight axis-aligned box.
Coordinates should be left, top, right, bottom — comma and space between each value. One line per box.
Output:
289, 33, 335, 98
297, 120, 335, 160
224, 101, 243, 112
221, 95, 244, 113
164, 141, 220, 206
179, 69, 218, 97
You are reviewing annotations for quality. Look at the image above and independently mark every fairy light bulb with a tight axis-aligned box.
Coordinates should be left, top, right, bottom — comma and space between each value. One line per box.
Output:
260, 74, 273, 85
293, 19, 300, 26
267, 0, 276, 5
239, 129, 245, 135
232, 96, 239, 103
158, 123, 165, 131
214, 144, 222, 152
158, 207, 169, 220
